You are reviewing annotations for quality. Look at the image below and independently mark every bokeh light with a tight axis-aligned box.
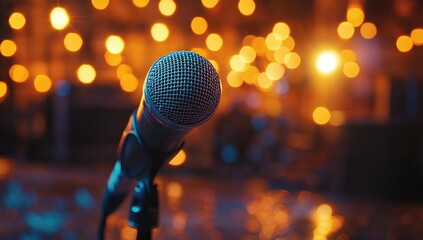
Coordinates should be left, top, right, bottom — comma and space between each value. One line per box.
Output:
316, 52, 338, 74
274, 47, 289, 64
343, 62, 360, 78
360, 22, 377, 39
337, 21, 355, 40
151, 23, 169, 42
191, 17, 208, 35
329, 111, 346, 126
206, 33, 223, 51
77, 64, 96, 84
239, 46, 256, 63
252, 37, 267, 56
339, 49, 356, 62
230, 55, 248, 72
238, 0, 256, 16
284, 52, 301, 69
116, 64, 133, 79
227, 71, 243, 88
257, 72, 273, 90
0, 39, 17, 57
120, 74, 138, 92
9, 64, 29, 83
50, 7, 69, 30
104, 52, 123, 66
9, 12, 26, 30
105, 35, 125, 54
282, 36, 295, 51
265, 62, 285, 81
64, 32, 83, 52
273, 22, 290, 40
169, 150, 187, 166
396, 35, 413, 52
0, 82, 7, 98
91, 0, 109, 10
159, 0, 177, 17
347, 6, 364, 27
242, 65, 259, 84
411, 28, 423, 46
34, 74, 52, 93
132, 0, 149, 8
313, 107, 331, 125
201, 0, 219, 9
265, 33, 283, 51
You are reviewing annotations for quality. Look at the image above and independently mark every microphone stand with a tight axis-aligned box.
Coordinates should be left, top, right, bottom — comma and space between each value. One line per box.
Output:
98, 112, 182, 240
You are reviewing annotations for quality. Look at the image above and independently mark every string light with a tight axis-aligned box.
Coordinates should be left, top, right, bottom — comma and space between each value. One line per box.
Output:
273, 22, 290, 40
151, 23, 169, 42
227, 71, 243, 88
9, 12, 26, 30
313, 107, 331, 125
158, 0, 177, 16
77, 64, 96, 84
396, 35, 413, 52
0, 39, 17, 57
34, 74, 52, 93
316, 52, 338, 74
105, 35, 125, 54
50, 7, 69, 30
239, 46, 256, 63
206, 33, 223, 51
337, 21, 355, 40
64, 32, 83, 52
191, 17, 208, 35
265, 62, 285, 81
230, 55, 248, 72
238, 0, 256, 16
9, 64, 29, 83
347, 6, 364, 27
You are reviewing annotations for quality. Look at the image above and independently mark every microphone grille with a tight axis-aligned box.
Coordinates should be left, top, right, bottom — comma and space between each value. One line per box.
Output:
145, 51, 221, 126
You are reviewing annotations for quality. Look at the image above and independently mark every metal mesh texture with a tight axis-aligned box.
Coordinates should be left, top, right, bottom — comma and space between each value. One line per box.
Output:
145, 51, 221, 126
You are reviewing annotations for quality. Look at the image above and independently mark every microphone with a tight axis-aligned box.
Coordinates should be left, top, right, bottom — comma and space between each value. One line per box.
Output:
99, 51, 221, 239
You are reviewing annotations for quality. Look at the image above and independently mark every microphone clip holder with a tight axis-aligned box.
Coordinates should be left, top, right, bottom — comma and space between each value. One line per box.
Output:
118, 111, 183, 238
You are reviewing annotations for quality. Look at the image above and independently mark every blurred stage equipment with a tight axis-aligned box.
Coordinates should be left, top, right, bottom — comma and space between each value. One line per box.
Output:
98, 51, 221, 240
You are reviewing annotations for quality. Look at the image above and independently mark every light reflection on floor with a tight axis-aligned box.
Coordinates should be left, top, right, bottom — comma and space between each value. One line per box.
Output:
0, 158, 422, 240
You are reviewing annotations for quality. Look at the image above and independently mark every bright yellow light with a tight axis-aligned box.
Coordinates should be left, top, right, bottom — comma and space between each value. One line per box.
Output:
242, 65, 259, 84
227, 71, 243, 88
64, 32, 83, 52
252, 36, 266, 57
411, 28, 423, 46
0, 82, 7, 98
151, 23, 169, 42
347, 6, 364, 27
120, 74, 139, 92
9, 12, 26, 30
166, 181, 183, 199
313, 107, 331, 125
77, 64, 96, 84
169, 150, 187, 166
105, 35, 125, 54
132, 0, 149, 8
104, 52, 123, 66
282, 36, 295, 51
265, 33, 282, 51
329, 111, 346, 126
273, 22, 290, 40
91, 0, 109, 10
238, 0, 256, 16
360, 22, 377, 39
230, 55, 248, 72
316, 204, 333, 218
50, 7, 69, 30
239, 46, 256, 63
257, 72, 273, 90
0, 40, 17, 57
337, 21, 355, 40
274, 47, 289, 64
206, 33, 223, 51
339, 49, 356, 63
284, 52, 301, 69
316, 52, 338, 74
34, 74, 52, 93
9, 64, 29, 83
343, 62, 360, 78
266, 62, 285, 81
191, 17, 208, 35
159, 0, 176, 16
201, 0, 219, 9
396, 35, 413, 52
116, 64, 133, 79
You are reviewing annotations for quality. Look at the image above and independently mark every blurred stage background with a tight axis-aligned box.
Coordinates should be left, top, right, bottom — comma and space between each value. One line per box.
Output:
0, 0, 423, 239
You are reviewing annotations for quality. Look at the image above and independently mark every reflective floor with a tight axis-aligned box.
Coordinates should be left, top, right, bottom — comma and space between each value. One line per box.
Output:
0, 158, 422, 240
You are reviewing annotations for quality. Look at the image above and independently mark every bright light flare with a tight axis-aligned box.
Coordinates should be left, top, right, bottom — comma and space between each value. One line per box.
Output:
151, 23, 169, 42
50, 7, 69, 30
77, 64, 96, 84
316, 52, 339, 74
105, 35, 125, 54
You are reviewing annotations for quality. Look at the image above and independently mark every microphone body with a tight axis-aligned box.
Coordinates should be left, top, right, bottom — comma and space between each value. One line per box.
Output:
99, 50, 221, 237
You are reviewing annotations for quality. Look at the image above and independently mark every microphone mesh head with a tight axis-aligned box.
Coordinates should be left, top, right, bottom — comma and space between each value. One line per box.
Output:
145, 51, 221, 127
